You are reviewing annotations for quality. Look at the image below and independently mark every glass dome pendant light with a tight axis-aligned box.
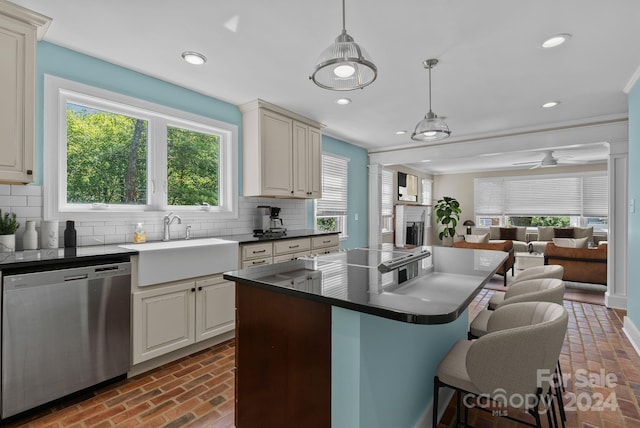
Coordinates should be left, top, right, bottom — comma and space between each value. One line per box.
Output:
411, 59, 451, 142
310, 0, 377, 91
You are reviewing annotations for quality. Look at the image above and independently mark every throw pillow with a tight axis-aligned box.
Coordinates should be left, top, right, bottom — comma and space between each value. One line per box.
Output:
573, 226, 594, 241
499, 227, 517, 240
554, 227, 574, 238
466, 233, 489, 243
553, 237, 589, 248
537, 226, 554, 241
515, 226, 527, 242
489, 226, 500, 240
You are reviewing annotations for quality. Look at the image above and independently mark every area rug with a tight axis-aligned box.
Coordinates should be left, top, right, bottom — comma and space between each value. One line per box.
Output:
483, 274, 605, 306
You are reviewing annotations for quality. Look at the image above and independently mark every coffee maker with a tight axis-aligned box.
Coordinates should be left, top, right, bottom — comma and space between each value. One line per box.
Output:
254, 205, 271, 235
269, 206, 286, 233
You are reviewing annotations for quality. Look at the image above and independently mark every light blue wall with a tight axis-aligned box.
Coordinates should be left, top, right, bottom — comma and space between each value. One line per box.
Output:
307, 135, 369, 249
628, 83, 640, 325
35, 42, 370, 250
35, 42, 243, 189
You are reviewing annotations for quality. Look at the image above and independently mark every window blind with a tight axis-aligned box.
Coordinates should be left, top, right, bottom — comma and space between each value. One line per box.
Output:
422, 178, 433, 205
583, 175, 608, 217
317, 153, 349, 216
474, 173, 607, 218
505, 177, 582, 215
381, 169, 394, 216
475, 179, 504, 215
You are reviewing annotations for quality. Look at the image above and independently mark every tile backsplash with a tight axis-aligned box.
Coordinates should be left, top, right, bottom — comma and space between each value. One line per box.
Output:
0, 184, 308, 250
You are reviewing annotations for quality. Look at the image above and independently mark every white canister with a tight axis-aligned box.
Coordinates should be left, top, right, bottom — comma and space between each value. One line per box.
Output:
23, 220, 38, 250
40, 220, 59, 249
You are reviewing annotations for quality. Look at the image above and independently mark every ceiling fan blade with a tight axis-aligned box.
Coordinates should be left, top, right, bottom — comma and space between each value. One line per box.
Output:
529, 164, 542, 170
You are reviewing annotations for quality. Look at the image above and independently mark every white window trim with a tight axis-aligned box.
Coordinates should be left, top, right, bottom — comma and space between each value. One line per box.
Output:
44, 74, 238, 222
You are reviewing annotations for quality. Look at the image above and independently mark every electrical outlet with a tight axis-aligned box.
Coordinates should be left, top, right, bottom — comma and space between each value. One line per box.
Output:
355, 213, 359, 221
630, 198, 636, 214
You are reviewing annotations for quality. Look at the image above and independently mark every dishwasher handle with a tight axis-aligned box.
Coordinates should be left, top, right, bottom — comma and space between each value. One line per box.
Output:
64, 274, 89, 282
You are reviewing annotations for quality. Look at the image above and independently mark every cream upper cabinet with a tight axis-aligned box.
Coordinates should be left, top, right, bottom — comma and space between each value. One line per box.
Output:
0, 3, 50, 184
241, 99, 323, 198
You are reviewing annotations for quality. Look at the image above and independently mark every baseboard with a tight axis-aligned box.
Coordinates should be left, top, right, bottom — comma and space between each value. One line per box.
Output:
605, 292, 627, 309
623, 317, 640, 358
414, 387, 455, 428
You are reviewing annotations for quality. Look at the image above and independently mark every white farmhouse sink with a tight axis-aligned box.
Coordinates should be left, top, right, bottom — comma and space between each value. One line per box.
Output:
120, 238, 239, 286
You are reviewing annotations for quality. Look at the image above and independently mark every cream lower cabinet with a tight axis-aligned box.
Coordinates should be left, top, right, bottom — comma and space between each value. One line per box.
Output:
133, 274, 234, 364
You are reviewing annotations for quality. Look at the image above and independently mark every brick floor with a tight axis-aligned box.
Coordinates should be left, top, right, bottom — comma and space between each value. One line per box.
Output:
4, 286, 640, 427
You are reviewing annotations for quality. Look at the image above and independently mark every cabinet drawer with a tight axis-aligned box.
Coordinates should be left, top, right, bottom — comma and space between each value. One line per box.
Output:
315, 246, 339, 255
273, 250, 311, 264
242, 242, 273, 260
274, 238, 311, 255
311, 235, 339, 249
242, 257, 273, 269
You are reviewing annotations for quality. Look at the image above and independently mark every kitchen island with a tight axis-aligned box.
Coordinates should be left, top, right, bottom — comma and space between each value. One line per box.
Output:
224, 245, 507, 428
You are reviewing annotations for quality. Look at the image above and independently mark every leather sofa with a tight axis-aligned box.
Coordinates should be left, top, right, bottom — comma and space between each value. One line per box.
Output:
544, 242, 607, 285
453, 240, 515, 286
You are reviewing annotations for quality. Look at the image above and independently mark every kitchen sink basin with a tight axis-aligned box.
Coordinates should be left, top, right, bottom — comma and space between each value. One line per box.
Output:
120, 238, 239, 286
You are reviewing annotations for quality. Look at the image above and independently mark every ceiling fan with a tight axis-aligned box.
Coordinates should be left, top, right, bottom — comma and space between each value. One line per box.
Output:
512, 150, 584, 169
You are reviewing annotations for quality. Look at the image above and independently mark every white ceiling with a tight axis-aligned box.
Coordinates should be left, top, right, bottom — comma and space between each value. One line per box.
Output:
13, 0, 639, 174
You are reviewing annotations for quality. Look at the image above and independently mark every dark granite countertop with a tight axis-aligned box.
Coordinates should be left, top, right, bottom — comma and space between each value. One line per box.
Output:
0, 245, 136, 272
224, 245, 507, 324
218, 229, 339, 244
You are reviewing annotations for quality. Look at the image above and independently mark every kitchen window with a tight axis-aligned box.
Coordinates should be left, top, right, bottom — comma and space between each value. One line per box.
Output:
44, 75, 238, 220
381, 169, 394, 233
315, 153, 349, 239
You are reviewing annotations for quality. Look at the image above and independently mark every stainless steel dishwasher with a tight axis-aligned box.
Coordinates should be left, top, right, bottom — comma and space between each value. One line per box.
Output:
1, 261, 131, 418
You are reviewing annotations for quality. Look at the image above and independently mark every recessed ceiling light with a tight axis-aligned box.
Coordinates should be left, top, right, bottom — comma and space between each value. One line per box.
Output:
542, 101, 560, 108
542, 34, 571, 48
395, 130, 407, 135
420, 159, 431, 163
181, 51, 207, 65
336, 98, 352, 105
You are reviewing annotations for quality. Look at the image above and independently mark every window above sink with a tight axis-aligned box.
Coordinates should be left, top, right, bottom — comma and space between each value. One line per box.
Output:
43, 75, 238, 221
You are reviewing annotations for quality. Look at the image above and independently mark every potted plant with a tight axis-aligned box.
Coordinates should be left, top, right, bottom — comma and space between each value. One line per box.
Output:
0, 209, 20, 252
434, 196, 461, 246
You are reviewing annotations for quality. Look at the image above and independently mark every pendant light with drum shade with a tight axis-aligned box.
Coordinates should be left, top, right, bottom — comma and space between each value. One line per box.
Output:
411, 59, 451, 142
310, 0, 377, 91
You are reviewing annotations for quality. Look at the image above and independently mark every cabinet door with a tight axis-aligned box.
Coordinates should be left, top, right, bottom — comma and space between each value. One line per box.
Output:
0, 17, 35, 183
261, 109, 293, 196
307, 127, 322, 198
195, 276, 235, 341
132, 281, 196, 364
292, 121, 309, 197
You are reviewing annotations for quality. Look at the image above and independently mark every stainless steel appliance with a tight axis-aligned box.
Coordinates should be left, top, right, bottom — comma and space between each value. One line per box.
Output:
1, 261, 131, 418
254, 205, 271, 235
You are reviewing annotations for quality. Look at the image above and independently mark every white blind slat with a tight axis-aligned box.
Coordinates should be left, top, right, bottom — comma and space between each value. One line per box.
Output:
317, 154, 348, 216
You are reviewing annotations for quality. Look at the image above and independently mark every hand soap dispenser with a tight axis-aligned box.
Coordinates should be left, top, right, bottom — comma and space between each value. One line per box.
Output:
134, 223, 147, 243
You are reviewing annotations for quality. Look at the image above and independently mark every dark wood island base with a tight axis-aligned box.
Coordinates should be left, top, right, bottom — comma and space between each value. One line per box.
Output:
236, 283, 331, 427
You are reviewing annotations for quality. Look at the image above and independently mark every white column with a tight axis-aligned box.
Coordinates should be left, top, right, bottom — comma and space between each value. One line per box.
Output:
606, 140, 629, 309
368, 164, 382, 247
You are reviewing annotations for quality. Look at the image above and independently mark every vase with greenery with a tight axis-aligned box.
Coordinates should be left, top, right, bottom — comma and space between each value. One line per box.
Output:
0, 210, 20, 252
434, 196, 461, 245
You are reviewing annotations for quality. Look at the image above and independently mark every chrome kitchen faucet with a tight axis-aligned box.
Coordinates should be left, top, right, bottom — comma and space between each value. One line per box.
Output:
163, 212, 182, 241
